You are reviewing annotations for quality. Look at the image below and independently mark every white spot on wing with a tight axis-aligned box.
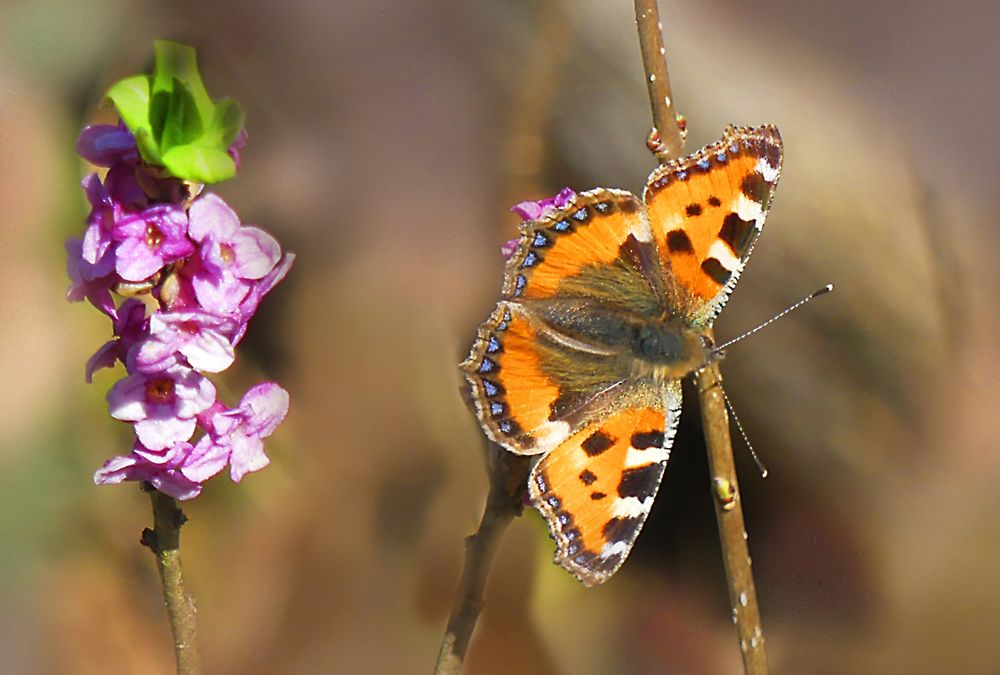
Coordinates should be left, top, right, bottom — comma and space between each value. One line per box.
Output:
628, 210, 654, 243
601, 540, 629, 559
624, 445, 669, 468
733, 194, 763, 226
708, 240, 740, 271
755, 158, 779, 183
534, 420, 571, 453
612, 496, 654, 518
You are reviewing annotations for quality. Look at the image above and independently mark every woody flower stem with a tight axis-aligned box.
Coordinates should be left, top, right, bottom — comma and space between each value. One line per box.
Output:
634, 1, 770, 673
435, 448, 532, 674
143, 486, 202, 675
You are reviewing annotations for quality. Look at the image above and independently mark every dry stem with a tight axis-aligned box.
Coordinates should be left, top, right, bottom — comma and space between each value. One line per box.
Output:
697, 357, 770, 673
434, 448, 532, 674
143, 487, 202, 675
634, 1, 770, 672
634, 0, 684, 160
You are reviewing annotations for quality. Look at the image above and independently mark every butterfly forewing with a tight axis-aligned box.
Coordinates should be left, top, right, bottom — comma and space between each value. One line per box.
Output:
503, 189, 668, 318
643, 125, 783, 328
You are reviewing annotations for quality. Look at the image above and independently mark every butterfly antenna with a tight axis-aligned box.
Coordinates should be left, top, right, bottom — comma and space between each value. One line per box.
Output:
713, 284, 834, 354
722, 389, 768, 478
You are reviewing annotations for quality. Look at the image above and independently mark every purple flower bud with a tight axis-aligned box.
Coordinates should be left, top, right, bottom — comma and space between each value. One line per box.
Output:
80, 174, 119, 271
510, 187, 576, 221
106, 360, 216, 450
86, 299, 149, 382
500, 238, 520, 261
66, 237, 117, 317
94, 441, 203, 500
228, 128, 248, 173
76, 123, 139, 167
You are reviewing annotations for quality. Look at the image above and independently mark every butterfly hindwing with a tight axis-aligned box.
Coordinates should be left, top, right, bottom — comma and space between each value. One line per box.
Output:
462, 301, 634, 455
529, 380, 683, 586
643, 125, 783, 328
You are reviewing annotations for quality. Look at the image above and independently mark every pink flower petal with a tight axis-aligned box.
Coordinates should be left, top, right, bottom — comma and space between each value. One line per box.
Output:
188, 193, 240, 243
230, 227, 280, 279
134, 416, 197, 451
181, 436, 230, 482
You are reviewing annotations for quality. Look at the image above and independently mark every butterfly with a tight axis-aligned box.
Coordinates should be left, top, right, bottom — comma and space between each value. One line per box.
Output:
461, 125, 782, 586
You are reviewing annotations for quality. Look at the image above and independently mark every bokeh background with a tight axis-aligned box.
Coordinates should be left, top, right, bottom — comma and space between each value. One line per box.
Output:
2, 0, 998, 673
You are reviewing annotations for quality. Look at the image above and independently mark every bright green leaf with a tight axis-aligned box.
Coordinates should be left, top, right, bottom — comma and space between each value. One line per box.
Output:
206, 98, 245, 148
106, 75, 151, 134
160, 80, 205, 152
162, 144, 236, 184
152, 40, 213, 126
134, 128, 162, 165
148, 89, 170, 144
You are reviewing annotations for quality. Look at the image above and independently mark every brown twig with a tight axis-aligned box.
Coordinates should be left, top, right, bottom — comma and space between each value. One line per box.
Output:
634, 2, 770, 673
634, 0, 684, 160
434, 447, 532, 674
142, 486, 202, 675
697, 359, 770, 673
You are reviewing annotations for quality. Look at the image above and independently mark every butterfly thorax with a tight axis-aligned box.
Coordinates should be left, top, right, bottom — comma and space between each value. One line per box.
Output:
630, 319, 715, 380
530, 299, 714, 381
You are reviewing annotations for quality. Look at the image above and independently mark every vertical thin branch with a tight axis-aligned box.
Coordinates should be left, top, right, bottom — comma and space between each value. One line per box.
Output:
634, 0, 684, 160
634, 2, 770, 673
143, 487, 202, 675
434, 448, 532, 675
697, 360, 770, 674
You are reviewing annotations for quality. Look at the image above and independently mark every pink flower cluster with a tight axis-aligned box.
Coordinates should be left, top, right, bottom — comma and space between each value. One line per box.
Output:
67, 123, 294, 500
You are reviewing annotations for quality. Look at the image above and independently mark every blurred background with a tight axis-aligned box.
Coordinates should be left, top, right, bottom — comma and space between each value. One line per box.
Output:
1, 0, 998, 673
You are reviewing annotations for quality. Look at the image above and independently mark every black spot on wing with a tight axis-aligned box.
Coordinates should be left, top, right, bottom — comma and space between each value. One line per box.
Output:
579, 469, 597, 485
582, 430, 615, 456
718, 212, 756, 257
590, 491, 607, 500
619, 197, 640, 214
700, 258, 732, 285
603, 516, 643, 542
618, 463, 661, 499
708, 195, 722, 207
685, 203, 702, 217
666, 230, 694, 254
740, 172, 768, 204
630, 430, 665, 450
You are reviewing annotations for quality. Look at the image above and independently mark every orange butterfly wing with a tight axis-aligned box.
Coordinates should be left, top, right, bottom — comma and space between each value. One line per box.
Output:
462, 190, 667, 455
643, 125, 783, 328
529, 381, 682, 586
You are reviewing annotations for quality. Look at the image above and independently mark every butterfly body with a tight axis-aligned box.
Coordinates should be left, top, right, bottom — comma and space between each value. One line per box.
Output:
462, 125, 782, 586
